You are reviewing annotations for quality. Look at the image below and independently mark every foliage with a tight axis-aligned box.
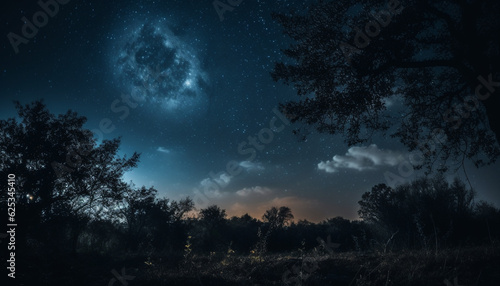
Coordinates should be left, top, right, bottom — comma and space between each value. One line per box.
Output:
358, 175, 480, 250
262, 206, 294, 229
271, 0, 500, 171
0, 100, 139, 253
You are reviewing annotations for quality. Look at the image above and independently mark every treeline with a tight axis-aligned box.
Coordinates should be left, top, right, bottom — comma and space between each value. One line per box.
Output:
3, 176, 500, 262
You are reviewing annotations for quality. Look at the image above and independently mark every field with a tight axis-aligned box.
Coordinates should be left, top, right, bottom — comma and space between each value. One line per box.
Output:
20, 245, 500, 285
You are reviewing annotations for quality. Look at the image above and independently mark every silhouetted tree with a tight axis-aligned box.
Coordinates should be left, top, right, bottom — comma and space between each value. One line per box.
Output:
260, 206, 294, 252
227, 214, 260, 253
120, 186, 157, 252
262, 206, 294, 229
0, 100, 139, 253
118, 185, 194, 252
197, 205, 228, 251
200, 205, 227, 225
272, 0, 500, 171
358, 175, 479, 249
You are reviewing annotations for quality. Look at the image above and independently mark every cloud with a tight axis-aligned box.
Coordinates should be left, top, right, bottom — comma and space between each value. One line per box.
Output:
197, 161, 264, 193
236, 186, 272, 197
195, 161, 267, 201
202, 172, 232, 188
239, 161, 265, 171
199, 177, 228, 198
318, 144, 404, 173
157, 147, 171, 154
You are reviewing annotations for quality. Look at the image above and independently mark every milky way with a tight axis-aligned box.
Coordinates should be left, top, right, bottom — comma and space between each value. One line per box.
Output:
112, 19, 210, 120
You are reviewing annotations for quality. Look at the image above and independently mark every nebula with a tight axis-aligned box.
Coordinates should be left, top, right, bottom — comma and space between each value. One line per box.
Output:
112, 19, 210, 119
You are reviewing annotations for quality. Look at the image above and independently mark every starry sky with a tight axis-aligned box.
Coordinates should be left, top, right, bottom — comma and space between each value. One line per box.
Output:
1, 0, 499, 222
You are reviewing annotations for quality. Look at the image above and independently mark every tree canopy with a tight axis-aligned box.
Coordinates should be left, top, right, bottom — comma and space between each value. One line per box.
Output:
271, 0, 500, 172
0, 100, 142, 252
262, 206, 294, 229
358, 175, 477, 249
0, 101, 140, 222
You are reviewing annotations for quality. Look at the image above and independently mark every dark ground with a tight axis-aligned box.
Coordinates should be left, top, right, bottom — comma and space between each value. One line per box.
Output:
14, 245, 500, 286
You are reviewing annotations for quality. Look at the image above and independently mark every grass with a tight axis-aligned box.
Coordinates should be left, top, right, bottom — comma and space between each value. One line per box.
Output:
138, 245, 500, 285
17, 245, 500, 285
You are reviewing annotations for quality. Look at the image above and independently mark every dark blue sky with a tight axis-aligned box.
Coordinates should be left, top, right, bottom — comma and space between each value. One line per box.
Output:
1, 0, 499, 221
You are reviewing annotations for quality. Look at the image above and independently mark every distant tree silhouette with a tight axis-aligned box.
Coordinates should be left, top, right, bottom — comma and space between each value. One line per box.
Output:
197, 205, 228, 251
227, 214, 260, 253
200, 205, 227, 224
120, 186, 158, 252
119, 185, 194, 252
262, 206, 294, 229
358, 175, 481, 250
271, 0, 500, 171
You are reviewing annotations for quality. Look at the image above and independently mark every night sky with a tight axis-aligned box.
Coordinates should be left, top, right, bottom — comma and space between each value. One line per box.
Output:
1, 0, 499, 222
